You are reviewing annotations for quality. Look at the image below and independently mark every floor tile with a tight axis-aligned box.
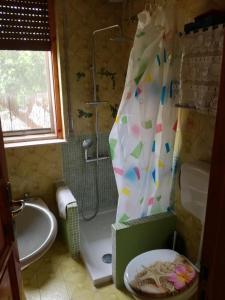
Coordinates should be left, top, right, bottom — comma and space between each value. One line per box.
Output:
22, 239, 133, 300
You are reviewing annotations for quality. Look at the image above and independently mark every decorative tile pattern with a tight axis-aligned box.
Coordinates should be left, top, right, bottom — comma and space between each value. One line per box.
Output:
55, 0, 127, 135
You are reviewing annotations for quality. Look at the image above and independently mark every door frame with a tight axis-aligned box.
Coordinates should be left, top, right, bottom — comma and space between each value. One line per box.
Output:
0, 124, 22, 299
199, 29, 225, 299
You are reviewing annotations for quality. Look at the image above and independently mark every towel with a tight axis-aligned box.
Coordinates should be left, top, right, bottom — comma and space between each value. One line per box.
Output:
56, 185, 77, 219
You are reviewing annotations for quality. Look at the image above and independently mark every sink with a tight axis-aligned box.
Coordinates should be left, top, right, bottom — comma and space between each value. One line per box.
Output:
14, 198, 57, 269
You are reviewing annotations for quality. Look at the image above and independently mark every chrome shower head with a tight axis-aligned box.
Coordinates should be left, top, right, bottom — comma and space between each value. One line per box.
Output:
82, 138, 93, 149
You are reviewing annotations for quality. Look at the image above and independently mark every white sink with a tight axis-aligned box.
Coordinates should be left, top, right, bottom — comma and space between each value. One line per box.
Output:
14, 198, 57, 269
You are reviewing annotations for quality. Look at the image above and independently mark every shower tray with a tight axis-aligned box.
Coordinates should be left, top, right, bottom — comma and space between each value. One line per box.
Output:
80, 209, 116, 286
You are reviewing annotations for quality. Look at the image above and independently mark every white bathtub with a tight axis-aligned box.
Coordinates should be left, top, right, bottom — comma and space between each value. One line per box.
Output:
14, 198, 57, 269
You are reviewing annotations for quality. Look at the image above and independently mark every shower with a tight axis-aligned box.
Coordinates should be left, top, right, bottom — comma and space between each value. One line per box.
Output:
81, 24, 131, 221
78, 0, 137, 286
79, 23, 131, 285
81, 137, 100, 221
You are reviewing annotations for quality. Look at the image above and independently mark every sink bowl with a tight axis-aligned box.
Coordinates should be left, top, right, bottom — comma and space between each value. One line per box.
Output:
14, 198, 57, 269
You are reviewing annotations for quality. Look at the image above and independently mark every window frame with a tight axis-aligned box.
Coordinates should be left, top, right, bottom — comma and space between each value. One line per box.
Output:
48, 0, 63, 141
1, 0, 64, 147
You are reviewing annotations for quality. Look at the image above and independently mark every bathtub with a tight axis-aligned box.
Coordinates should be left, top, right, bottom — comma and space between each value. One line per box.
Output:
14, 198, 57, 269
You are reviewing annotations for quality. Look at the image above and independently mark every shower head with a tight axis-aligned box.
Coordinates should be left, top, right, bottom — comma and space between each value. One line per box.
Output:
107, 24, 133, 43
82, 138, 93, 149
92, 25, 132, 43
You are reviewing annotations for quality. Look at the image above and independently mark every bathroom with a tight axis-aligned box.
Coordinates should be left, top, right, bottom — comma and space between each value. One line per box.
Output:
0, 0, 225, 299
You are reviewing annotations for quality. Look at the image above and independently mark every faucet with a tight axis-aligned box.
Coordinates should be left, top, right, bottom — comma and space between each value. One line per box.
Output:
82, 138, 109, 163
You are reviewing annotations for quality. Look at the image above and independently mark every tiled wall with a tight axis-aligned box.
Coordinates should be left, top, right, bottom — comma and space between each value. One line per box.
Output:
62, 134, 118, 213
171, 0, 224, 262
6, 145, 63, 213
56, 0, 127, 213
55, 0, 127, 135
174, 110, 216, 261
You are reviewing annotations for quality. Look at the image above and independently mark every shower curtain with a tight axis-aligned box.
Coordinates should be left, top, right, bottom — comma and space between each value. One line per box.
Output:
109, 5, 177, 223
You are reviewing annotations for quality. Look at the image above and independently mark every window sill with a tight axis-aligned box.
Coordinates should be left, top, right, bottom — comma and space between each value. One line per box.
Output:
4, 138, 67, 149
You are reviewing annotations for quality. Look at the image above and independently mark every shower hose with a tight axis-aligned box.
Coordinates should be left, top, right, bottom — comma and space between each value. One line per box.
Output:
81, 160, 100, 221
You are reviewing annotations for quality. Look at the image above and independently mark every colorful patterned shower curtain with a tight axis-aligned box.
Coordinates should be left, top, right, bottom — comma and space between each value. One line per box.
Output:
109, 6, 177, 223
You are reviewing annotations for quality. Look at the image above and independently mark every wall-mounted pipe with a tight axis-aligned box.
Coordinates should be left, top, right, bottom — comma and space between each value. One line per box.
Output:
82, 138, 109, 163
90, 25, 122, 164
84, 154, 110, 164
91, 25, 121, 105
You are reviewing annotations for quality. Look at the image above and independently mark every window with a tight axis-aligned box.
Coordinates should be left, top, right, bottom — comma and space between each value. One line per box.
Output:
0, 0, 63, 146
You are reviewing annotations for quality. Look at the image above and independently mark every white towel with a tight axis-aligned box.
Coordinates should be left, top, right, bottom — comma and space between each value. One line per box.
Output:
56, 185, 77, 219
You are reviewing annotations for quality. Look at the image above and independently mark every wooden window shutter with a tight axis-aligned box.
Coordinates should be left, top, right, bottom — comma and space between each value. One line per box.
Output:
0, 0, 52, 51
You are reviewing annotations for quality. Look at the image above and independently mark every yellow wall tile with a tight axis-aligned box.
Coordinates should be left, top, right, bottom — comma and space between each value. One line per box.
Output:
174, 109, 216, 261
6, 145, 63, 213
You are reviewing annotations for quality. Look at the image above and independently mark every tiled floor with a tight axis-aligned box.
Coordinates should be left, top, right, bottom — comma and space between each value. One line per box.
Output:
22, 239, 132, 300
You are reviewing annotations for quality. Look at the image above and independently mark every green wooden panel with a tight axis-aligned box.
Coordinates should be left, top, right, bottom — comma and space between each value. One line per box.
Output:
112, 212, 176, 288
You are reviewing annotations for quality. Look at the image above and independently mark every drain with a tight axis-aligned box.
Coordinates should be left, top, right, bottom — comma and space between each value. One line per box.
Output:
102, 253, 112, 264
